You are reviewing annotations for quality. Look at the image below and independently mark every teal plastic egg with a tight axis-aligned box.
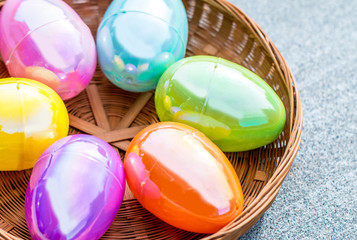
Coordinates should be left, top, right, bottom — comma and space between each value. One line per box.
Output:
155, 56, 286, 152
97, 0, 188, 92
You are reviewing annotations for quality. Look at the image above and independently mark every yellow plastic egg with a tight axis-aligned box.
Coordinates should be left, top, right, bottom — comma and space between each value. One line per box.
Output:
0, 78, 69, 171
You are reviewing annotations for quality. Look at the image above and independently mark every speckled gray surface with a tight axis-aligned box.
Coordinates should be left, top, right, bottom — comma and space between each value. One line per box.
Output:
226, 0, 357, 239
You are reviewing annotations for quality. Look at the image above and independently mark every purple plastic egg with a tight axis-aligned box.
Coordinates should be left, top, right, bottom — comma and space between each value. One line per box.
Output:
0, 0, 97, 100
25, 135, 125, 240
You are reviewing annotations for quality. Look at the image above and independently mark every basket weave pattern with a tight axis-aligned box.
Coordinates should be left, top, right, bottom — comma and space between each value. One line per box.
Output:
0, 0, 302, 239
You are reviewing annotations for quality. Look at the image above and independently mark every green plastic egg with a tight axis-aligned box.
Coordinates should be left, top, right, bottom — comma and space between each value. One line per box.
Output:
155, 56, 286, 152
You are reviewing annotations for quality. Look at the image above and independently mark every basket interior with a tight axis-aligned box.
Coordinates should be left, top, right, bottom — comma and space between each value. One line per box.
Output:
0, 0, 294, 239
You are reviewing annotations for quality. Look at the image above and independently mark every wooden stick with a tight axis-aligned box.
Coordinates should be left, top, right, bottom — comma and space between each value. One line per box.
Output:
112, 141, 130, 151
68, 114, 138, 151
123, 181, 135, 200
94, 125, 146, 143
69, 114, 106, 135
86, 85, 111, 130
109, 92, 153, 149
115, 91, 153, 129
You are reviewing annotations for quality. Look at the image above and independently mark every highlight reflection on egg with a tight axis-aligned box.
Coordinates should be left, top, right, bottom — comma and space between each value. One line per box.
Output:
0, 78, 68, 171
25, 135, 125, 240
0, 0, 97, 100
124, 122, 244, 233
97, 0, 188, 92
155, 56, 286, 152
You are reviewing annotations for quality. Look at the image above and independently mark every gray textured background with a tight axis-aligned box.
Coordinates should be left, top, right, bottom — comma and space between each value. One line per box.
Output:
227, 0, 357, 239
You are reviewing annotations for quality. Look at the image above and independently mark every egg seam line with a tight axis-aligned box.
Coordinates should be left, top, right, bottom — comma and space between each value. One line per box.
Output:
33, 149, 125, 192
6, 17, 70, 65
57, 151, 125, 192
197, 59, 219, 127
139, 160, 158, 198
17, 81, 26, 170
100, 10, 187, 49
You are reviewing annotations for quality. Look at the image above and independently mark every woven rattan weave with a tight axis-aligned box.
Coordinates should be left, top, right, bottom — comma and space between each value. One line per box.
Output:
0, 0, 302, 239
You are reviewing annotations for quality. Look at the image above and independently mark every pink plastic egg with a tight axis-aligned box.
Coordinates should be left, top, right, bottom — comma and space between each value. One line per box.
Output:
0, 0, 96, 100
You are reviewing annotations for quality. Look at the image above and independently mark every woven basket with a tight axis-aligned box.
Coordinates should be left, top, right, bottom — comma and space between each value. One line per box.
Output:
0, 0, 302, 239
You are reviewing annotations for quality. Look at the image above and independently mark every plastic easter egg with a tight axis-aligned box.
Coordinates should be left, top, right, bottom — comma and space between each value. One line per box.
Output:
155, 56, 286, 152
25, 134, 125, 240
97, 0, 188, 92
0, 0, 97, 100
124, 122, 244, 233
0, 78, 69, 171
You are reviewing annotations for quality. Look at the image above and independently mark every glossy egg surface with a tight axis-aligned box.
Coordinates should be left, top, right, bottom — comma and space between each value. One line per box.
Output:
124, 122, 244, 233
25, 134, 125, 240
155, 56, 286, 152
0, 78, 68, 171
97, 0, 188, 92
0, 0, 97, 100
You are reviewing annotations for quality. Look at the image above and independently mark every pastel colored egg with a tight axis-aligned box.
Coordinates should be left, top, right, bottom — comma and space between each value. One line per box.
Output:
97, 0, 188, 92
25, 134, 125, 240
0, 0, 97, 100
0, 78, 69, 171
155, 56, 286, 152
124, 122, 244, 233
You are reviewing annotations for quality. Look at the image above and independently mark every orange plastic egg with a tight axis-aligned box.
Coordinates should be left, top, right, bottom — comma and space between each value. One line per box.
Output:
124, 122, 244, 233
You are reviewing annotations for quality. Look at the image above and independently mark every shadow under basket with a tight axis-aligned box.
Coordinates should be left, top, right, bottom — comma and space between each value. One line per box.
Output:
0, 0, 303, 239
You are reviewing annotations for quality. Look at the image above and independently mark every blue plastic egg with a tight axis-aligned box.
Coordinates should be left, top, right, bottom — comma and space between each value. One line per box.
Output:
96, 0, 188, 92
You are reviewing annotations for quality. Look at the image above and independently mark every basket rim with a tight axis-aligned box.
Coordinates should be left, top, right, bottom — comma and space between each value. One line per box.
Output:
201, 0, 303, 238
0, 0, 303, 239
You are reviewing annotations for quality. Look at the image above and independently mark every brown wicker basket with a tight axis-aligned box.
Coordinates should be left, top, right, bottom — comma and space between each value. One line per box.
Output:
0, 0, 302, 239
